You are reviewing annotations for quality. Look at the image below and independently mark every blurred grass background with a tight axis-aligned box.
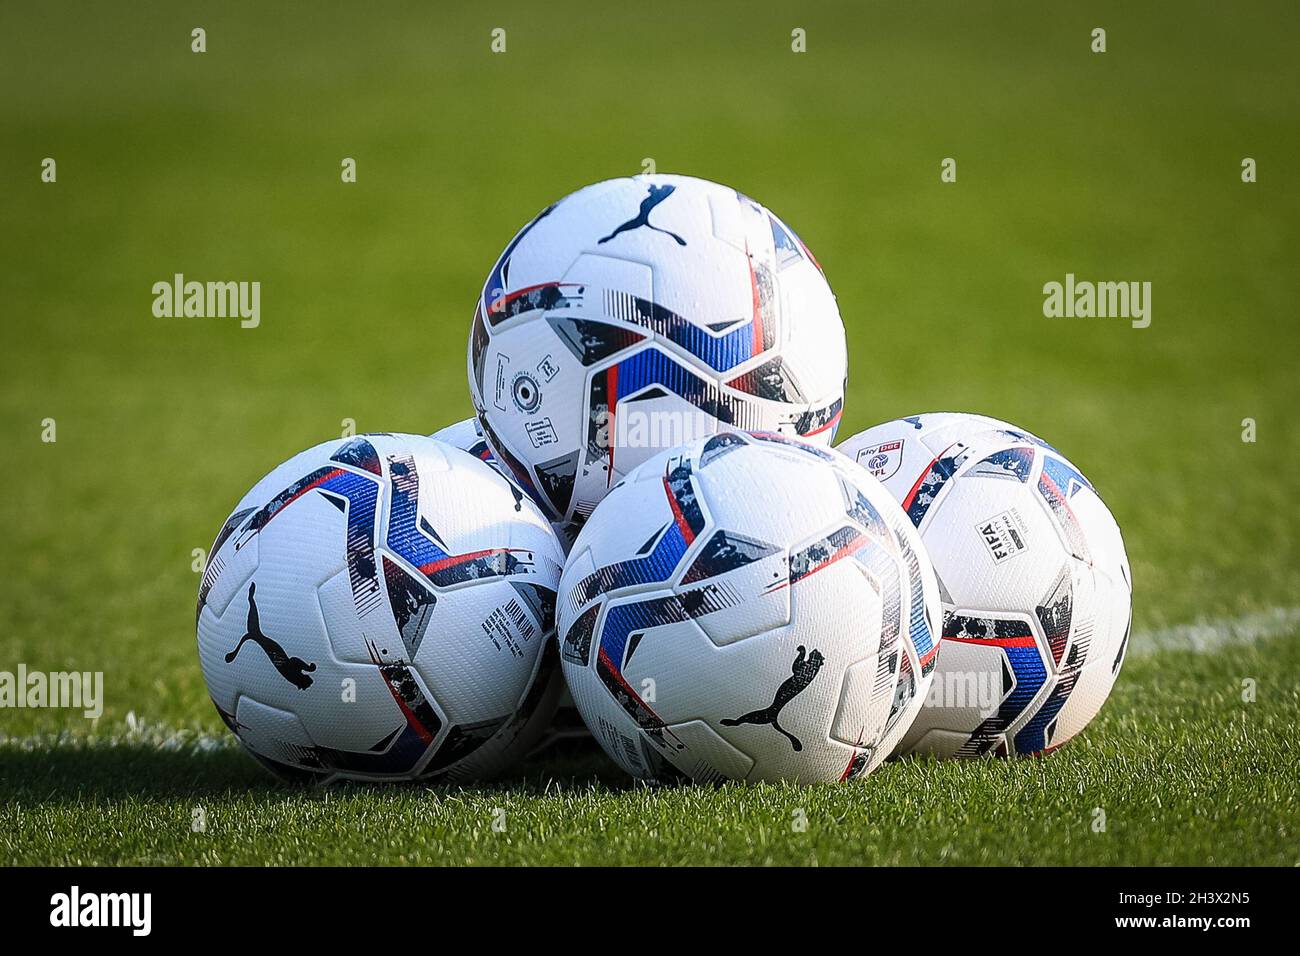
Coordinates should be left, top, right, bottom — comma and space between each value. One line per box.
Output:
0, 0, 1296, 864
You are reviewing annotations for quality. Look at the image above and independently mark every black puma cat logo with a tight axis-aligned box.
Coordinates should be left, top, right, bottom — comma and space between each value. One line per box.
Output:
721, 645, 825, 751
598, 184, 687, 246
224, 583, 317, 690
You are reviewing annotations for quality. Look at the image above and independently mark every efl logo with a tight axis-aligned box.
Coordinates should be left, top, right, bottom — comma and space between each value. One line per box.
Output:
49, 886, 152, 936
853, 439, 903, 481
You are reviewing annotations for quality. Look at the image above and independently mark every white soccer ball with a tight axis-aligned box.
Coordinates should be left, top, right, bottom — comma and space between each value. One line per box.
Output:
430, 417, 497, 467
196, 434, 565, 783
557, 430, 941, 784
468, 174, 847, 536
431, 417, 582, 553
837, 413, 1133, 758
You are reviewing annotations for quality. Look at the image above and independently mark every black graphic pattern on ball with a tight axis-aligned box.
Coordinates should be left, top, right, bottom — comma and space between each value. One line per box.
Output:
223, 583, 317, 690
598, 183, 687, 246
720, 646, 825, 752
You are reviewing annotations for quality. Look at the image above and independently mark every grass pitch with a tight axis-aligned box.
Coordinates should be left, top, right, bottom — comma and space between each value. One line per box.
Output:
1, 0, 1298, 866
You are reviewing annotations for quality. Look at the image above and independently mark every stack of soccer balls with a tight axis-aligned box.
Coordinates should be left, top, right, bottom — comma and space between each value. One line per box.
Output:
197, 176, 1132, 784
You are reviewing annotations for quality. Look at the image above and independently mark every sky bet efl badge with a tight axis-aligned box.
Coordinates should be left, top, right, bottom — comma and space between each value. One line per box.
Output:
854, 439, 904, 481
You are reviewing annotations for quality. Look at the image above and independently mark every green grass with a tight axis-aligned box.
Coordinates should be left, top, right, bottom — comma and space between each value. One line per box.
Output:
1, 0, 1298, 865
3, 634, 1297, 866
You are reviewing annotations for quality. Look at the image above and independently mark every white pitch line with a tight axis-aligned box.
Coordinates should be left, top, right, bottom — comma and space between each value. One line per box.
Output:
0, 718, 235, 752
1127, 606, 1300, 657
1, 609, 1296, 752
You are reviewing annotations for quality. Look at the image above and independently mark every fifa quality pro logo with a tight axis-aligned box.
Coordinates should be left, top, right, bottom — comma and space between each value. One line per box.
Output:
976, 510, 1029, 564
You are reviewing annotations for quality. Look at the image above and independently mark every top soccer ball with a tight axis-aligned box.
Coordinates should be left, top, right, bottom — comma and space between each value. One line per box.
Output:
837, 413, 1132, 758
468, 174, 847, 535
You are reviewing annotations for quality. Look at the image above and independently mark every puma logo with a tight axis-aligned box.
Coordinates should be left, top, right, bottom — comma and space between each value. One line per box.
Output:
598, 183, 687, 246
224, 583, 317, 690
721, 645, 825, 751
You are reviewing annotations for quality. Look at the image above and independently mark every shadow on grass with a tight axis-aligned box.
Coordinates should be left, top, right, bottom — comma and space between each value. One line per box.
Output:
0, 735, 632, 802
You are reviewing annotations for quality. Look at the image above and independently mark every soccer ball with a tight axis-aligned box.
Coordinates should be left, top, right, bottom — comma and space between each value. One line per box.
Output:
468, 174, 847, 536
837, 413, 1132, 758
430, 418, 591, 741
196, 433, 565, 783
430, 417, 497, 467
431, 417, 582, 553
557, 430, 941, 783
